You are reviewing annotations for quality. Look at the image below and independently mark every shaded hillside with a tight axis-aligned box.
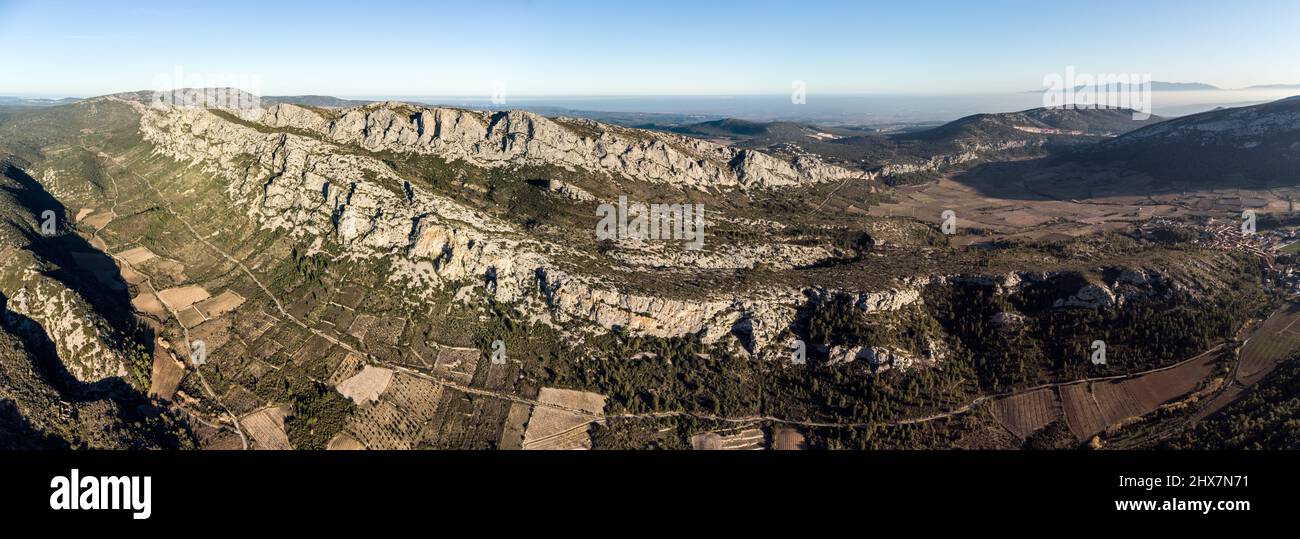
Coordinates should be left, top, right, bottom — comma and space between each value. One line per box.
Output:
0, 164, 187, 449
1083, 96, 1300, 185
903, 107, 1162, 145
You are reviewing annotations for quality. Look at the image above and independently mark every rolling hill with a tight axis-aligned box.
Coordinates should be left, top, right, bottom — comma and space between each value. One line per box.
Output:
665, 107, 1165, 184
1085, 96, 1300, 184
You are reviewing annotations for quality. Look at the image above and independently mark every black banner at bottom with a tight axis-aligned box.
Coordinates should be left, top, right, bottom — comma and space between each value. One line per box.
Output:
0, 450, 1285, 529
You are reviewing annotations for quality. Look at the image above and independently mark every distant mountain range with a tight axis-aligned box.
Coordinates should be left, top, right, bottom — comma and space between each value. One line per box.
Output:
659, 118, 866, 141
1087, 82, 1220, 92
0, 93, 378, 109
1033, 82, 1300, 93
652, 107, 1163, 184
651, 95, 1300, 187
0, 96, 81, 107
1245, 84, 1300, 90
263, 95, 376, 108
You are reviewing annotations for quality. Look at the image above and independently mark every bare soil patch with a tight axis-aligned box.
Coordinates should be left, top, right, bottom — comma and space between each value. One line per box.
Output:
521, 388, 607, 450
498, 402, 532, 450
990, 388, 1062, 439
196, 290, 246, 318
326, 433, 365, 450
147, 343, 185, 401
116, 246, 157, 266
336, 365, 395, 405
81, 211, 115, 229
177, 306, 206, 329
157, 285, 210, 310
690, 427, 766, 450
131, 293, 166, 316
241, 406, 293, 450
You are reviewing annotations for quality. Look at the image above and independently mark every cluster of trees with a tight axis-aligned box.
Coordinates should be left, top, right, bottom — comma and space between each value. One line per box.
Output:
470, 258, 1269, 448
804, 294, 941, 358
1145, 225, 1202, 245
290, 245, 329, 288
925, 268, 1268, 392
881, 170, 940, 187
472, 296, 975, 432
283, 377, 355, 450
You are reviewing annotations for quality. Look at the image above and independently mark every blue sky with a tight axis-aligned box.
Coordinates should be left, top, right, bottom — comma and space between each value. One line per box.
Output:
1, 0, 1298, 97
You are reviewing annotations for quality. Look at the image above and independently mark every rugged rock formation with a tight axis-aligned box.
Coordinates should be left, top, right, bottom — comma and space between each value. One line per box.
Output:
826, 344, 939, 373
136, 101, 829, 353
531, 178, 595, 202
874, 140, 1037, 179
251, 102, 868, 190
1054, 282, 1120, 309
0, 271, 128, 382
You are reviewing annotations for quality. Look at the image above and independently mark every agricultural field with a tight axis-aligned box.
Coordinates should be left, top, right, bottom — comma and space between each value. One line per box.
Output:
521, 388, 607, 450
343, 373, 445, 449
147, 341, 186, 400
242, 406, 293, 450
990, 388, 1061, 439
771, 426, 807, 450
1236, 304, 1300, 386
497, 402, 533, 450
990, 347, 1227, 443
154, 284, 202, 306
326, 433, 364, 450
871, 162, 1300, 246
690, 427, 767, 450
117, 246, 156, 266
196, 290, 246, 319
336, 365, 394, 404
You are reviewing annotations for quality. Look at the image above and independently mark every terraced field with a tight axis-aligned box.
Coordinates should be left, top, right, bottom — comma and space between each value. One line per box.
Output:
990, 388, 1061, 439
690, 427, 767, 450
521, 388, 607, 450
1237, 304, 1300, 386
990, 347, 1227, 442
990, 303, 1300, 445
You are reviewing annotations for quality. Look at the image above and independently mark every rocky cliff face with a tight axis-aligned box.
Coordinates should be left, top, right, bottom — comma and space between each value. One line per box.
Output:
250, 102, 867, 189
0, 269, 128, 382
827, 344, 943, 373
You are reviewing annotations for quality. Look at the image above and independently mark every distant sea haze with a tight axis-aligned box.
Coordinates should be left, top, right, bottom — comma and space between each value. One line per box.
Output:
370, 89, 1300, 126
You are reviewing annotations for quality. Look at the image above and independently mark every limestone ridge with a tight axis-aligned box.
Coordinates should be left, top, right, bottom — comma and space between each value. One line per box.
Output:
134, 98, 930, 356
129, 96, 1231, 362
249, 102, 869, 189
135, 100, 812, 353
